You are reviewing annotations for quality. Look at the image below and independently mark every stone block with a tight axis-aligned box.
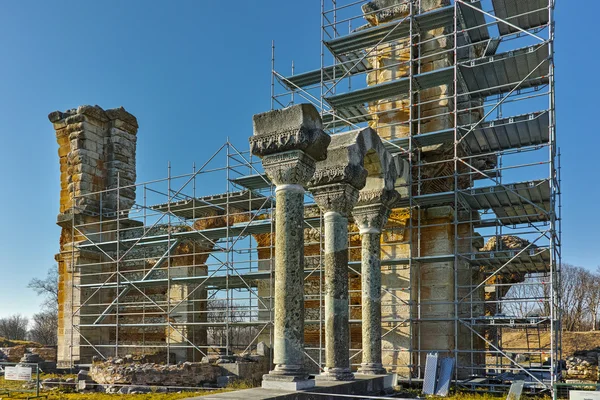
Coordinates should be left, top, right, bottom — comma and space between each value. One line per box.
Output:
109, 127, 137, 141
250, 104, 330, 162
262, 377, 316, 390
257, 341, 270, 357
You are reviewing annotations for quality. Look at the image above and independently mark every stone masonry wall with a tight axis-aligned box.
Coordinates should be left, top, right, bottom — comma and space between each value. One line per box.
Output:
359, 0, 487, 378
50, 105, 138, 367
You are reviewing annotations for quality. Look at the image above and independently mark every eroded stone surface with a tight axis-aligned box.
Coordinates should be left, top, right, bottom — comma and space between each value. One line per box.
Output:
51, 105, 139, 367
250, 104, 330, 385
309, 127, 400, 381
352, 190, 398, 375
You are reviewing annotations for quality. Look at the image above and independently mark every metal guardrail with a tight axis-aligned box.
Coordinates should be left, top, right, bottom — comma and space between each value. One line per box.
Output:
0, 362, 47, 399
553, 382, 600, 400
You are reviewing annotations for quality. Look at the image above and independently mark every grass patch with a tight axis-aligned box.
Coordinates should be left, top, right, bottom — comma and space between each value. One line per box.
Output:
0, 373, 234, 399
0, 337, 43, 348
440, 391, 551, 400
45, 390, 228, 399
0, 391, 227, 399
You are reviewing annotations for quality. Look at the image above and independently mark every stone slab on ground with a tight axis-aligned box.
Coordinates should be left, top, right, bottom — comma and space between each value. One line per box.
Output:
185, 374, 396, 400
262, 378, 316, 391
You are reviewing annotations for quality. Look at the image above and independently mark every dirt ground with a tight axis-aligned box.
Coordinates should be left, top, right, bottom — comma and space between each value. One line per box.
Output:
500, 330, 600, 356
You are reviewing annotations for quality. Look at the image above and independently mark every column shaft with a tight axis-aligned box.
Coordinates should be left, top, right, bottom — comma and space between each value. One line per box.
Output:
321, 211, 354, 380
358, 231, 386, 374
250, 103, 330, 390
272, 185, 306, 375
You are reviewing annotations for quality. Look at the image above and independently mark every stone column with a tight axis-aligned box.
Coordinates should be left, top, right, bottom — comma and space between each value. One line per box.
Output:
311, 183, 359, 381
250, 104, 330, 390
351, 190, 398, 375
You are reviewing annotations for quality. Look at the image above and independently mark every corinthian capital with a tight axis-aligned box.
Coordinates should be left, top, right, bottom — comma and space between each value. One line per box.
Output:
262, 150, 316, 187
352, 189, 400, 233
312, 183, 360, 217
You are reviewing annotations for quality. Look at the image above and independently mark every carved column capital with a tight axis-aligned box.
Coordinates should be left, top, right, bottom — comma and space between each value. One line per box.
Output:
250, 104, 330, 158
352, 204, 390, 234
250, 104, 331, 190
262, 150, 316, 188
311, 183, 360, 217
352, 189, 400, 233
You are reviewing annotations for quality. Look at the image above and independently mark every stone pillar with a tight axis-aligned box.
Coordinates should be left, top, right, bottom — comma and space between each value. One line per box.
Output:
352, 190, 398, 375
49, 105, 139, 367
311, 184, 359, 381
250, 104, 330, 390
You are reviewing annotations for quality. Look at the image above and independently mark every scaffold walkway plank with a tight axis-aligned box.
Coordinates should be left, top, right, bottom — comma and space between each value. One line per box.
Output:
149, 198, 223, 219
349, 254, 455, 268
464, 179, 551, 225
77, 219, 275, 252
337, 105, 372, 123
382, 110, 549, 155
396, 190, 456, 208
196, 190, 273, 212
458, 42, 550, 98
78, 268, 320, 291
326, 6, 452, 57
457, 0, 490, 43
395, 179, 551, 225
150, 190, 273, 219
467, 248, 550, 274
463, 110, 550, 154
325, 4, 487, 59
325, 43, 548, 121
75, 249, 548, 291
231, 174, 272, 190
491, 0, 550, 36
77, 215, 325, 253
326, 67, 454, 109
282, 55, 372, 90
463, 315, 550, 326
383, 129, 454, 153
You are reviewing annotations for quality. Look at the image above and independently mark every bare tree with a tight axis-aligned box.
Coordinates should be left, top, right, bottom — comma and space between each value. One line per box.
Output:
0, 314, 29, 340
27, 265, 59, 345
561, 264, 591, 331
584, 269, 600, 331
503, 275, 547, 317
28, 265, 59, 313
28, 311, 58, 346
503, 264, 598, 332
206, 298, 258, 353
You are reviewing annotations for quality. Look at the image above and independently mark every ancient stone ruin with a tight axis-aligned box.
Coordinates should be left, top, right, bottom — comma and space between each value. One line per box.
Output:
49, 0, 559, 394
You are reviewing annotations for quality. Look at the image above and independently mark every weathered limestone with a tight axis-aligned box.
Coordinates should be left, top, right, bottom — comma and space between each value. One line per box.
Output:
356, 0, 492, 378
50, 105, 139, 367
309, 127, 401, 381
49, 105, 138, 215
254, 205, 365, 376
250, 104, 330, 390
311, 183, 359, 381
352, 190, 399, 375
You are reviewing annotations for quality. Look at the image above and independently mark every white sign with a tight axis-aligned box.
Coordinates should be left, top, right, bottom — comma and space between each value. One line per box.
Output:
4, 366, 32, 381
570, 391, 600, 400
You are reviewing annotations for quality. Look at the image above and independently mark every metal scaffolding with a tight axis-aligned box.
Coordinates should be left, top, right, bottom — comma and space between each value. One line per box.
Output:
65, 0, 560, 394
271, 0, 560, 393
68, 143, 280, 364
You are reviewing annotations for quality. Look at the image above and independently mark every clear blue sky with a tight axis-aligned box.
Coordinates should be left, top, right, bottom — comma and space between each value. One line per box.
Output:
0, 1, 594, 318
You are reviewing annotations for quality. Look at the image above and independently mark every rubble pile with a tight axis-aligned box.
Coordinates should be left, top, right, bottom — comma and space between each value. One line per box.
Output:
565, 349, 599, 381
480, 235, 537, 252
